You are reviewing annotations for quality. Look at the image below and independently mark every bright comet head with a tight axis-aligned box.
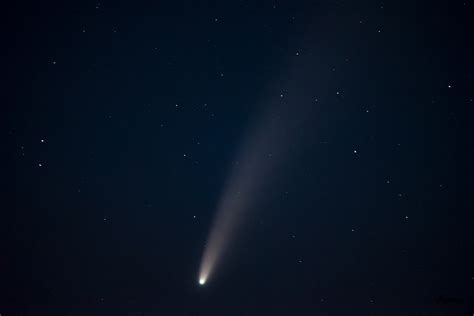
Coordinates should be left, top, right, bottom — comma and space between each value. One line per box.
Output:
199, 278, 206, 285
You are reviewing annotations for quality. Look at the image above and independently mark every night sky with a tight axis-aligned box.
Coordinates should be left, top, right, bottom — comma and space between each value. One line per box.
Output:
2, 0, 474, 315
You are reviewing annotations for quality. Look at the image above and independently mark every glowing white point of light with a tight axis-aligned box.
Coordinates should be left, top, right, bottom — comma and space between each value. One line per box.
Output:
199, 279, 205, 285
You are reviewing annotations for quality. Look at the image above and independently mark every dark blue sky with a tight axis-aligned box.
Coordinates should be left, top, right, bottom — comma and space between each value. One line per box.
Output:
2, 0, 474, 315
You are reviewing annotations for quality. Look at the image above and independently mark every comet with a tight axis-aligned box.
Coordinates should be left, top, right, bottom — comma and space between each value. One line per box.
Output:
198, 98, 312, 285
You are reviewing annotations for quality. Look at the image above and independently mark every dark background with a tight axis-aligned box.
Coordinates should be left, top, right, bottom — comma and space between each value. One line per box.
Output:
1, 0, 473, 315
